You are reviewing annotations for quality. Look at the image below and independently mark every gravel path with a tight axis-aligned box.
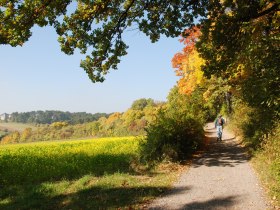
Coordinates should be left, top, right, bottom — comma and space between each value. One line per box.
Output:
147, 123, 271, 210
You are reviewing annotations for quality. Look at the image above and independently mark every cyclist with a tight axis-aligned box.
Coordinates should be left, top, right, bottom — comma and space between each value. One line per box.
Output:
215, 115, 225, 141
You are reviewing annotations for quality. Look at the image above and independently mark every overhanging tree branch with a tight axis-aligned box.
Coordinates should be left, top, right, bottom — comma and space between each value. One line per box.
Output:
240, 3, 279, 22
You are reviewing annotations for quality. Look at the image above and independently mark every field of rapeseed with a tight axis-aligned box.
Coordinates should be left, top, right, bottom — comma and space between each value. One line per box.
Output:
0, 136, 140, 185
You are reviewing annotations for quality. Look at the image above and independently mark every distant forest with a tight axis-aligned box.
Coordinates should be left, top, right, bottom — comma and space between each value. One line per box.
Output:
8, 111, 110, 124
1, 98, 160, 143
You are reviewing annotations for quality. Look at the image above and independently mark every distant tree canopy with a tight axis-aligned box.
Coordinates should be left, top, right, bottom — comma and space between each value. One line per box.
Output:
130, 98, 155, 110
9, 111, 109, 124
1, 1, 278, 87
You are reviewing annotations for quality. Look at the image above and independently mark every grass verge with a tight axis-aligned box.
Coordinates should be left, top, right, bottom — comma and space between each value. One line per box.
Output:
251, 126, 280, 209
0, 162, 186, 209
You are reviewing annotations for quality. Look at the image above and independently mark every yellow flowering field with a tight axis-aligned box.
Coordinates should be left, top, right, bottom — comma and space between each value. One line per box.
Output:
0, 136, 140, 185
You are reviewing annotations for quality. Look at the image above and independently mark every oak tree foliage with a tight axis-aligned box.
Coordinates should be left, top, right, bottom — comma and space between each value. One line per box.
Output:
0, 0, 207, 82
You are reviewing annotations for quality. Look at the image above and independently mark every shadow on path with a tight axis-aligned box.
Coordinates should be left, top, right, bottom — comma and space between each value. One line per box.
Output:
193, 126, 250, 168
182, 195, 240, 210
149, 195, 241, 210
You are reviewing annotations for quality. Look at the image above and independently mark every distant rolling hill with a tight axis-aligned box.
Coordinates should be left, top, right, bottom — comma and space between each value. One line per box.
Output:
0, 122, 36, 133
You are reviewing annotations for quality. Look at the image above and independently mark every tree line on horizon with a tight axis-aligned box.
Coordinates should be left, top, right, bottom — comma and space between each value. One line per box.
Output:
0, 98, 163, 143
2, 111, 110, 125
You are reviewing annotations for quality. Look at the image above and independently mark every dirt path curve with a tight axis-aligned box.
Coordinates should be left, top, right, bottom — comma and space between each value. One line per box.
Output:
147, 122, 271, 210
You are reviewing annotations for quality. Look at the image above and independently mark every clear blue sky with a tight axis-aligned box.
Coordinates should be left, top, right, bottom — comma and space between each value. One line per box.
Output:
0, 26, 183, 114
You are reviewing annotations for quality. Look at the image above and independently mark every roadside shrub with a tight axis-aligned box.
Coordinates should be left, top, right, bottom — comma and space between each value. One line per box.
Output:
227, 100, 252, 136
140, 109, 204, 163
229, 99, 278, 148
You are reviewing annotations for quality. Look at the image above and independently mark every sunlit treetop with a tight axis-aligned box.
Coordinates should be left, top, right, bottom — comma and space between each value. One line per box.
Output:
195, 0, 279, 112
172, 27, 205, 95
196, 0, 279, 79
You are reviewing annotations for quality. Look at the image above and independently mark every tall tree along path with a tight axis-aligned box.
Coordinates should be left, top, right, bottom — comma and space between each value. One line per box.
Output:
148, 122, 271, 210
